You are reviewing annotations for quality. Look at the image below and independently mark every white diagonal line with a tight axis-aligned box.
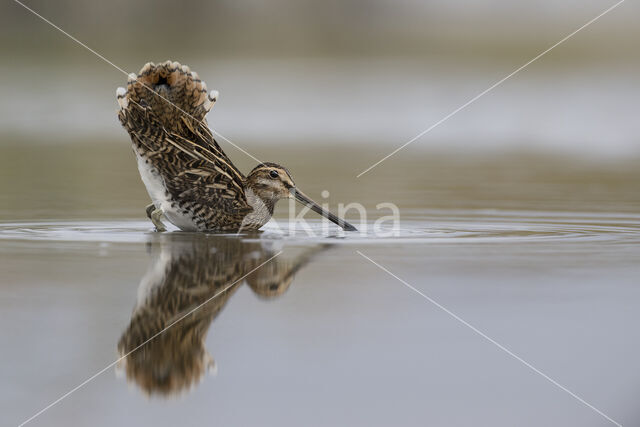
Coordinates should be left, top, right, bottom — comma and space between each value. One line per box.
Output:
356, 0, 625, 177
356, 250, 622, 427
17, 251, 282, 427
12, 0, 263, 165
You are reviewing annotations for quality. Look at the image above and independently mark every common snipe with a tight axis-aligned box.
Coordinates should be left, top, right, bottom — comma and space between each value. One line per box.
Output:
117, 61, 356, 232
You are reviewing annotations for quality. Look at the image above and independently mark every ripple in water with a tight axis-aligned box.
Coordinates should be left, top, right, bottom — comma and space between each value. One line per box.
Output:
0, 210, 638, 245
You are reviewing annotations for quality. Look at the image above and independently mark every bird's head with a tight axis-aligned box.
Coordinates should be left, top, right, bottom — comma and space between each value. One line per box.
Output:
245, 162, 357, 231
246, 162, 296, 201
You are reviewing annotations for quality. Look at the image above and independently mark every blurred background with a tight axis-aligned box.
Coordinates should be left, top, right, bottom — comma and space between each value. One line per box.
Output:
0, 0, 638, 218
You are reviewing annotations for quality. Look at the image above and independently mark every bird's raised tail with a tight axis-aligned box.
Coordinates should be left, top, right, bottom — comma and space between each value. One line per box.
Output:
117, 60, 218, 134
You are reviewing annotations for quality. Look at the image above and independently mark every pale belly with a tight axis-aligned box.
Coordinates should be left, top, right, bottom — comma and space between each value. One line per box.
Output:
135, 153, 199, 231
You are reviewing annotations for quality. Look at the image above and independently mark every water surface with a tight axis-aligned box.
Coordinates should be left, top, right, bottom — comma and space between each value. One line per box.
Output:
1, 145, 639, 426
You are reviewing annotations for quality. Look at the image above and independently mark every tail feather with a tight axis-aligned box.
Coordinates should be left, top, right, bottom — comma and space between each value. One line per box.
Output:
117, 60, 217, 133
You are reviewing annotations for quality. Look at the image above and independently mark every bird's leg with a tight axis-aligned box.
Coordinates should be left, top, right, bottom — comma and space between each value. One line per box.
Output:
151, 209, 167, 232
145, 203, 167, 232
145, 203, 155, 219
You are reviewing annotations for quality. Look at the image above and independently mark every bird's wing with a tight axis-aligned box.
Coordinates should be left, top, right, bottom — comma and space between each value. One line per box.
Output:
162, 129, 250, 212
127, 122, 251, 215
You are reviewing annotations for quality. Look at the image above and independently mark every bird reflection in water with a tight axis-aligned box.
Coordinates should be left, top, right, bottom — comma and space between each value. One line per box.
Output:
117, 233, 328, 396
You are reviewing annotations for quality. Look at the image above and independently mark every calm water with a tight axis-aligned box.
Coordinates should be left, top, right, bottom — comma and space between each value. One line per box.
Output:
1, 144, 639, 426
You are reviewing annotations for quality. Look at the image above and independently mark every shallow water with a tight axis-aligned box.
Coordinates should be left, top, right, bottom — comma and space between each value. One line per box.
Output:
2, 144, 640, 426
2, 210, 640, 244
2, 216, 640, 426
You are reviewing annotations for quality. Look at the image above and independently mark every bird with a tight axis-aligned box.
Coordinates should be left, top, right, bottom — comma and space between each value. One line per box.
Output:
117, 60, 357, 232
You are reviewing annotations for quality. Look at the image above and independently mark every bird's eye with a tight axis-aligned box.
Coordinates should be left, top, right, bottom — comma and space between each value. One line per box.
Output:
269, 170, 279, 178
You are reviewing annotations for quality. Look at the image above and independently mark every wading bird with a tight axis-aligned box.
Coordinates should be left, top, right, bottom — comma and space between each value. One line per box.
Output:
117, 61, 356, 232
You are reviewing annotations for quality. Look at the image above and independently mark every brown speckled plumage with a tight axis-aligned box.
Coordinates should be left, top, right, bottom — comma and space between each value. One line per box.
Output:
117, 61, 357, 232
117, 61, 252, 231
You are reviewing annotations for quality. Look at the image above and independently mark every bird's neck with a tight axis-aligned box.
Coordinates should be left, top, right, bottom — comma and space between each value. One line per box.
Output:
242, 187, 276, 229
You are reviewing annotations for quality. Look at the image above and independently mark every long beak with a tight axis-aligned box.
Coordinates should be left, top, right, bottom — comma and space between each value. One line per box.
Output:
291, 188, 358, 231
